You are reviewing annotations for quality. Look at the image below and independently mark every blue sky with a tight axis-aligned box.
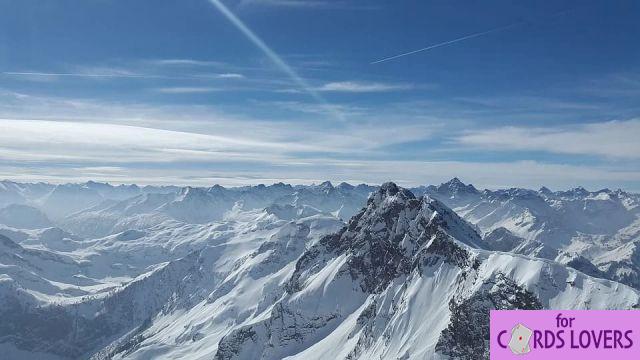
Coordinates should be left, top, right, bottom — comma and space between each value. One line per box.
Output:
1, 0, 639, 190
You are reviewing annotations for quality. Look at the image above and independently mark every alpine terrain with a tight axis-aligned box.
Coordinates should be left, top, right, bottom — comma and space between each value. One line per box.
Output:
0, 179, 638, 359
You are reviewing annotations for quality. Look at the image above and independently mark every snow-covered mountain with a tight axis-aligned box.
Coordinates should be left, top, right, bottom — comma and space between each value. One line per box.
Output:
0, 180, 371, 234
419, 178, 640, 289
0, 204, 52, 229
0, 179, 639, 359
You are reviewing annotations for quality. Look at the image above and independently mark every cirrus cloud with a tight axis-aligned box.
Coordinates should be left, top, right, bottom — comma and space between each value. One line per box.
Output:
317, 81, 414, 93
456, 119, 640, 159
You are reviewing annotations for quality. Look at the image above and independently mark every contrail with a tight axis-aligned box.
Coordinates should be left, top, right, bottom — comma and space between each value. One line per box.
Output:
371, 22, 522, 64
207, 0, 341, 118
371, 9, 573, 65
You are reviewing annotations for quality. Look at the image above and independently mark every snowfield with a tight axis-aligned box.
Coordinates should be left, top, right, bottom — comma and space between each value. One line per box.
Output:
0, 179, 638, 359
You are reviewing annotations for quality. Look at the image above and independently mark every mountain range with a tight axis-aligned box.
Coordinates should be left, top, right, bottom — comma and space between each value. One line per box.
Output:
0, 178, 638, 359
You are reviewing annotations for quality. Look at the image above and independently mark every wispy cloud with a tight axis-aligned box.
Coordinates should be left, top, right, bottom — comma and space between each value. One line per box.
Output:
2, 69, 246, 81
0, 118, 319, 165
0, 92, 436, 157
579, 72, 640, 99
3, 155, 639, 191
153, 87, 222, 94
216, 73, 245, 79
238, 0, 375, 10
262, 100, 365, 117
456, 119, 640, 159
0, 91, 638, 190
2, 71, 162, 79
317, 81, 414, 93
147, 58, 228, 67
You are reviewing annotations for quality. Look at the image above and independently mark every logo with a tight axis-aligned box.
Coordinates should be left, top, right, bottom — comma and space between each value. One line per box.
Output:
490, 310, 640, 359
506, 323, 532, 355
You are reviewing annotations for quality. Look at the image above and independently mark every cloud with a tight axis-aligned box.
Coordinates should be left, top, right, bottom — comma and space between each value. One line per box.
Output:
153, 87, 222, 94
456, 119, 640, 159
2, 69, 245, 81
216, 73, 245, 79
317, 81, 414, 93
0, 119, 323, 165
0, 89, 638, 191
240, 0, 333, 8
264, 100, 366, 117
2, 70, 161, 80
238, 0, 374, 10
147, 59, 228, 67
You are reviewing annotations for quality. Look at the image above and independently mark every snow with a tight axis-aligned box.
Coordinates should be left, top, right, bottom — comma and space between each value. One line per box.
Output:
0, 179, 638, 359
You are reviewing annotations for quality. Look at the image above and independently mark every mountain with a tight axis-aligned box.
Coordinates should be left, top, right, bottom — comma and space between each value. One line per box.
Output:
0, 204, 52, 229
0, 207, 345, 359
209, 183, 637, 360
0, 181, 27, 207
423, 178, 640, 290
1, 179, 639, 359
57, 182, 373, 238
40, 184, 106, 220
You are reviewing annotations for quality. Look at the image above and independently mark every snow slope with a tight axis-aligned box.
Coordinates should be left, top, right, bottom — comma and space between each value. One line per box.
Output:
420, 178, 640, 289
0, 180, 639, 359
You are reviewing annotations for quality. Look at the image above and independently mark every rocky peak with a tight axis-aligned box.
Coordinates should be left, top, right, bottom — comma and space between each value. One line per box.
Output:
289, 183, 483, 294
336, 182, 354, 191
177, 186, 207, 200
367, 182, 415, 207
565, 186, 589, 198
317, 181, 335, 193
270, 182, 291, 189
208, 184, 226, 192
348, 183, 484, 253
538, 186, 553, 196
436, 178, 479, 197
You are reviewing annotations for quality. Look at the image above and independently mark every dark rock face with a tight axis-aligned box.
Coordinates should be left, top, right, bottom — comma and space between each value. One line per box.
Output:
483, 227, 524, 252
0, 249, 208, 360
598, 244, 640, 290
564, 255, 607, 279
215, 327, 258, 360
288, 183, 485, 294
214, 301, 341, 360
416, 232, 477, 271
435, 274, 543, 360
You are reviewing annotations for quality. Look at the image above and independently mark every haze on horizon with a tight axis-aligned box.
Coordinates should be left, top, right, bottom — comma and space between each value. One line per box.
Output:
1, 0, 639, 191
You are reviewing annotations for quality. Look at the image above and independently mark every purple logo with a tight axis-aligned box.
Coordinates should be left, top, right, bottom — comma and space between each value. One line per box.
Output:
490, 310, 640, 359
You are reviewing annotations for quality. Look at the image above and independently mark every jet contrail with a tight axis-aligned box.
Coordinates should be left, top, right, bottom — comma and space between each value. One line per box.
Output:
371, 22, 523, 64
207, 0, 340, 118
371, 9, 573, 64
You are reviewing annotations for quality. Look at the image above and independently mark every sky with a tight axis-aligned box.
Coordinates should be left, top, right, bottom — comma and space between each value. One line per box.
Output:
1, 0, 639, 191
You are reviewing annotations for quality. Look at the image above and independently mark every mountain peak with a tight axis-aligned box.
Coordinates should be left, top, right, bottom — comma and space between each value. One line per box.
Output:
437, 177, 479, 195
318, 180, 334, 189
178, 186, 209, 200
368, 182, 415, 206
336, 182, 354, 190
538, 186, 553, 195
449, 177, 463, 185
290, 183, 482, 294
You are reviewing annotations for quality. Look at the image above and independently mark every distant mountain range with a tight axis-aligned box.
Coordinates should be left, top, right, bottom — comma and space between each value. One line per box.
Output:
0, 179, 638, 359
